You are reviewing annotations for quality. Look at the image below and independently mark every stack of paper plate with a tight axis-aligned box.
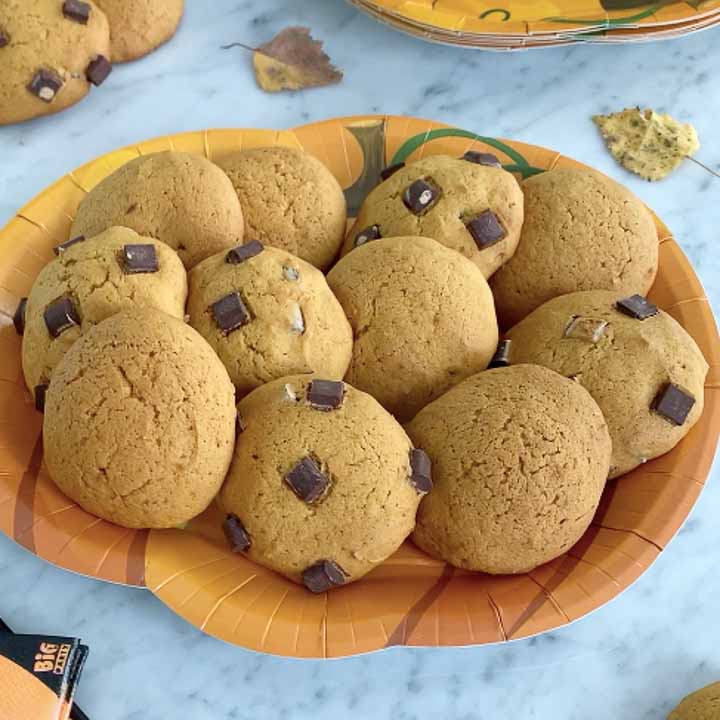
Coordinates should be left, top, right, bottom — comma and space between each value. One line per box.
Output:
349, 0, 720, 50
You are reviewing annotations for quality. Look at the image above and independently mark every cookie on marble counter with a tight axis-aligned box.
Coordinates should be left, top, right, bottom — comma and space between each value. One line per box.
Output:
70, 151, 244, 268
218, 146, 347, 271
44, 308, 236, 528
0, 0, 112, 126
490, 167, 658, 327
407, 364, 611, 574
219, 375, 429, 591
95, 0, 183, 62
19, 227, 187, 409
505, 290, 708, 478
327, 236, 498, 421
187, 241, 352, 398
342, 154, 524, 279
668, 682, 720, 720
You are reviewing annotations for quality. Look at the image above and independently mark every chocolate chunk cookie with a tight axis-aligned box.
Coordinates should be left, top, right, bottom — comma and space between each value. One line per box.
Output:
44, 308, 236, 528
505, 290, 708, 478
407, 364, 611, 574
668, 682, 720, 720
219, 375, 428, 590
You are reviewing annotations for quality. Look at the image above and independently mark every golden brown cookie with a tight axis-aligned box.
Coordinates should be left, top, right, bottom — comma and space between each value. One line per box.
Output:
407, 364, 611, 574
95, 0, 183, 62
218, 146, 347, 271
20, 227, 187, 408
0, 0, 112, 126
668, 682, 720, 720
327, 236, 498, 421
219, 375, 429, 590
505, 290, 708, 478
70, 151, 244, 268
187, 241, 352, 398
490, 167, 659, 327
343, 154, 524, 278
44, 308, 236, 529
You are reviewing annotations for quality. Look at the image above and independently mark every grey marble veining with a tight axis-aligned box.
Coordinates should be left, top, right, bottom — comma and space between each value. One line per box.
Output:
1, 1, 719, 718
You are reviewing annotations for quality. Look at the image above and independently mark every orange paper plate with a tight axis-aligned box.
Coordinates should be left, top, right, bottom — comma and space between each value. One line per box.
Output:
0, 116, 718, 658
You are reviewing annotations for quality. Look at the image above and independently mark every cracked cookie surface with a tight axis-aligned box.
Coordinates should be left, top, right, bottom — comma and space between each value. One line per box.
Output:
22, 226, 186, 403
490, 167, 659, 327
407, 364, 611, 574
327, 236, 498, 421
43, 308, 236, 528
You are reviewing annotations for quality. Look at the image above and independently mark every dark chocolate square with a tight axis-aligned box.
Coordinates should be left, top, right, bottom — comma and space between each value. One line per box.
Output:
616, 295, 658, 321
380, 162, 405, 181
652, 383, 695, 426
285, 456, 330, 504
223, 514, 251, 552
462, 151, 501, 168
28, 68, 63, 103
44, 296, 80, 338
226, 240, 264, 264
122, 244, 159, 274
54, 235, 85, 255
466, 210, 506, 250
308, 379, 345, 411
409, 448, 432, 494
302, 560, 347, 593
211, 292, 251, 334
62, 0, 91, 24
86, 55, 112, 86
402, 179, 441, 215
13, 298, 27, 336
353, 224, 381, 248
35, 384, 48, 413
488, 339, 511, 369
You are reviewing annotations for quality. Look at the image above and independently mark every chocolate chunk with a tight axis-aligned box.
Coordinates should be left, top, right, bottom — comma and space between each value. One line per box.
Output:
285, 456, 330, 504
289, 304, 305, 334
13, 298, 27, 336
308, 379, 344, 411
616, 294, 658, 321
563, 316, 608, 344
488, 339, 511, 368
226, 240, 264, 264
223, 513, 251, 552
466, 210, 506, 250
283, 266, 299, 281
0, 27, 9, 47
62, 0, 91, 24
409, 448, 432, 494
402, 179, 440, 215
302, 559, 347, 593
353, 224, 381, 248
54, 235, 85, 255
86, 55, 112, 86
28, 68, 63, 103
34, 384, 48, 413
44, 296, 80, 338
380, 162, 405, 181
236, 413, 247, 435
462, 151, 501, 168
122, 244, 159, 274
652, 383, 695, 426
211, 292, 251, 334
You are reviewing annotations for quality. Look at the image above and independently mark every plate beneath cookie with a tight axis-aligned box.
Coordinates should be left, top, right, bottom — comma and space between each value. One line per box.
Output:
0, 115, 718, 658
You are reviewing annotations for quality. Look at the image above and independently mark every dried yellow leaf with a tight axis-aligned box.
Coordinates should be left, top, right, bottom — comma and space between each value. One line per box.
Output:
593, 107, 700, 181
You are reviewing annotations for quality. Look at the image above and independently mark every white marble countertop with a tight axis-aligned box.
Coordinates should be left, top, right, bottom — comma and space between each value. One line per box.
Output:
1, 1, 719, 718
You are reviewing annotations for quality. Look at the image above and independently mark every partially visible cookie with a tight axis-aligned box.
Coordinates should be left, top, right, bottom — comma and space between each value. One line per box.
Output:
218, 146, 347, 271
187, 241, 352, 398
44, 309, 236, 529
490, 167, 659, 327
0, 0, 112, 126
505, 290, 708, 478
219, 375, 427, 590
20, 227, 187, 408
668, 682, 720, 720
407, 364, 611, 574
327, 236, 498, 421
343, 154, 524, 278
70, 151, 244, 268
95, 0, 183, 62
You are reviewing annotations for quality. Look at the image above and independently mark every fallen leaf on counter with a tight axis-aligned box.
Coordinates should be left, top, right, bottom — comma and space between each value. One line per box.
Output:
223, 27, 343, 93
593, 107, 700, 181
